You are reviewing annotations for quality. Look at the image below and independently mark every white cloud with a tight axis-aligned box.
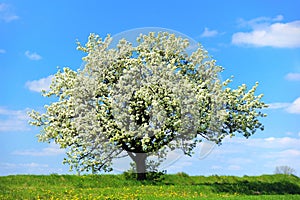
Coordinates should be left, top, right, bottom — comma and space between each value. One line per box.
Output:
267, 102, 290, 109
247, 137, 300, 149
237, 15, 284, 29
285, 73, 300, 81
0, 49, 6, 54
267, 97, 300, 114
286, 97, 300, 114
210, 136, 300, 175
218, 137, 300, 152
13, 143, 65, 156
25, 75, 54, 92
25, 50, 42, 60
0, 3, 19, 23
232, 15, 300, 48
277, 149, 300, 157
227, 158, 253, 165
211, 165, 222, 170
0, 107, 30, 132
0, 162, 68, 176
0, 162, 49, 169
228, 165, 241, 171
158, 136, 300, 175
285, 131, 294, 136
262, 149, 300, 169
0, 107, 28, 119
264, 137, 300, 148
273, 15, 284, 21
164, 160, 193, 172
200, 27, 219, 38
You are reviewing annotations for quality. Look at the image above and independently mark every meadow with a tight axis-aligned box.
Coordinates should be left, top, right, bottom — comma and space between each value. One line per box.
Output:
0, 173, 300, 199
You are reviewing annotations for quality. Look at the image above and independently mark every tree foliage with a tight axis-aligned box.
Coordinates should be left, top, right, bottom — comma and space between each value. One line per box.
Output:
29, 32, 267, 180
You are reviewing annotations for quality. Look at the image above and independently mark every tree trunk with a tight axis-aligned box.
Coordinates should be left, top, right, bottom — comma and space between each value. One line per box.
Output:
135, 153, 147, 181
128, 152, 147, 181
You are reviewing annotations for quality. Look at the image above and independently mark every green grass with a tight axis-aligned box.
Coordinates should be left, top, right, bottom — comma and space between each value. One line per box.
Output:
0, 174, 299, 199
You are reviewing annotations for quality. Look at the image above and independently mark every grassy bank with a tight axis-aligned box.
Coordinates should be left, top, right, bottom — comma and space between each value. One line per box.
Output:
0, 174, 300, 199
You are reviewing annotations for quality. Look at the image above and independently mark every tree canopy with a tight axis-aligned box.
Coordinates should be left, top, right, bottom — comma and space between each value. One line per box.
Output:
275, 166, 296, 175
29, 32, 267, 180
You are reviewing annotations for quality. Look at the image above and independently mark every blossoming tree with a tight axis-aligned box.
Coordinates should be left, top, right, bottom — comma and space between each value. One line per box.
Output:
29, 32, 267, 180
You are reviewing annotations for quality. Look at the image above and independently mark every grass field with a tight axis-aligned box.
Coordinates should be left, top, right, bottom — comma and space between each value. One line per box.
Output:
0, 173, 300, 199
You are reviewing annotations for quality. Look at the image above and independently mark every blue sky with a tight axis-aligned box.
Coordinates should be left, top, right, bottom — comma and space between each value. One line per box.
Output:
1, 0, 300, 176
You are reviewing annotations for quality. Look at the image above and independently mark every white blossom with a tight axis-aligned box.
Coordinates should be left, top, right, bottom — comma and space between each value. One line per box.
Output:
29, 32, 267, 174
